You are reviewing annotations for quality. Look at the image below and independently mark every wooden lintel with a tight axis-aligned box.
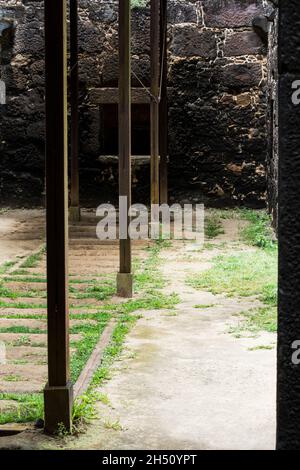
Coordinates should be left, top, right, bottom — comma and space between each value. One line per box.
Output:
89, 87, 150, 104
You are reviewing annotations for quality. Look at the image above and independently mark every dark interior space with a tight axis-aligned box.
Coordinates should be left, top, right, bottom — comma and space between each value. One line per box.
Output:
100, 104, 150, 156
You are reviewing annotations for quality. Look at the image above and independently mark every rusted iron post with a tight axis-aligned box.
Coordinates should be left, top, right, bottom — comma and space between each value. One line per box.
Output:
44, 0, 73, 434
69, 0, 80, 222
159, 0, 168, 204
150, 0, 160, 206
117, 0, 133, 298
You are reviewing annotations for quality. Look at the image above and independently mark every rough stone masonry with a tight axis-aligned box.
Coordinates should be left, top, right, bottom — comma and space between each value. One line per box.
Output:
0, 0, 277, 208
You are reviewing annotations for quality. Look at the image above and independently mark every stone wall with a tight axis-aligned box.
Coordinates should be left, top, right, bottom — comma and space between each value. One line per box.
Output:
266, 2, 278, 229
0, 0, 277, 207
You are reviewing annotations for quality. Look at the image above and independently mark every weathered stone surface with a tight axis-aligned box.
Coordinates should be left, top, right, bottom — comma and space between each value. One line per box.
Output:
167, 0, 199, 24
220, 63, 263, 90
266, 7, 278, 230
0, 0, 272, 207
204, 0, 266, 28
224, 31, 265, 56
168, 57, 267, 206
170, 26, 217, 59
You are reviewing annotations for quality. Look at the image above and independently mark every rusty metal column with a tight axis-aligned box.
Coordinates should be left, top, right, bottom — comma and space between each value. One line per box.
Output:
69, 0, 80, 222
150, 0, 160, 206
44, 0, 73, 434
159, 0, 168, 204
117, 0, 133, 298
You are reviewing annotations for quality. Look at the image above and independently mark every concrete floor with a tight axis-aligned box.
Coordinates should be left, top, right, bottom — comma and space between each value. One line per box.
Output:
65, 233, 276, 450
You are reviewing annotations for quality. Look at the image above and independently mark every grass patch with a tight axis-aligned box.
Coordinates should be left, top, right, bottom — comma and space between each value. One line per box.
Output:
3, 276, 47, 283
0, 301, 47, 309
10, 335, 33, 346
239, 209, 275, 249
120, 291, 179, 314
205, 212, 225, 239
0, 261, 16, 275
0, 393, 43, 425
70, 313, 111, 382
188, 249, 277, 304
0, 326, 45, 334
72, 280, 115, 301
229, 306, 277, 336
134, 241, 167, 292
10, 269, 31, 276
0, 283, 18, 299
103, 419, 123, 431
188, 216, 278, 334
248, 344, 275, 351
20, 247, 45, 268
194, 304, 215, 309
3, 375, 27, 382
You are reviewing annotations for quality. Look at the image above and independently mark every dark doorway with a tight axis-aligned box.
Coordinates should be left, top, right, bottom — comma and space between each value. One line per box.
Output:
100, 104, 150, 156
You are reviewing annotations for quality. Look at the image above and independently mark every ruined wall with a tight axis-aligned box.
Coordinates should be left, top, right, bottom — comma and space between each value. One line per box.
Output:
168, 0, 276, 207
266, 2, 278, 229
0, 0, 276, 207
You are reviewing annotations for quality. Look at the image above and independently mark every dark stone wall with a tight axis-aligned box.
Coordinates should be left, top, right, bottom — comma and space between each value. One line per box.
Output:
266, 3, 278, 230
168, 0, 275, 207
0, 0, 276, 207
277, 0, 300, 451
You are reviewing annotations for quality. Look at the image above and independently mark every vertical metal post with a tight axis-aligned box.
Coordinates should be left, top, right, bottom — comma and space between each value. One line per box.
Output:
150, 0, 160, 206
277, 1, 300, 450
69, 0, 80, 222
159, 0, 168, 204
44, 0, 73, 434
117, 0, 133, 298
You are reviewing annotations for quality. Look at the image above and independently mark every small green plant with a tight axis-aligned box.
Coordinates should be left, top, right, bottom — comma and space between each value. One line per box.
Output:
0, 261, 16, 275
194, 304, 215, 309
239, 209, 275, 249
11, 335, 32, 346
131, 0, 147, 8
98, 393, 111, 407
3, 374, 26, 382
57, 422, 69, 438
248, 345, 275, 351
205, 213, 225, 239
161, 310, 178, 317
103, 419, 123, 431
20, 247, 45, 268
71, 392, 100, 433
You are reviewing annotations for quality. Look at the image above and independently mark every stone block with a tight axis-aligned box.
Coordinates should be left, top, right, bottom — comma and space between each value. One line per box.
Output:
170, 26, 217, 59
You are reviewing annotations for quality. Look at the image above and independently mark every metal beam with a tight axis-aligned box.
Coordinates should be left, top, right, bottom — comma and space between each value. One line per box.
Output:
117, 0, 133, 298
69, 0, 80, 222
44, 0, 73, 434
159, 0, 168, 204
150, 0, 160, 206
